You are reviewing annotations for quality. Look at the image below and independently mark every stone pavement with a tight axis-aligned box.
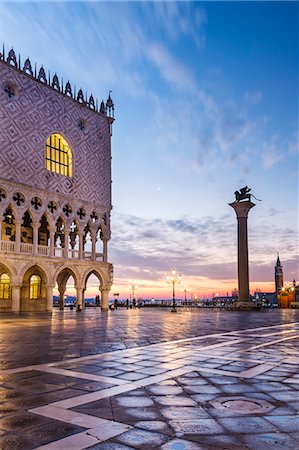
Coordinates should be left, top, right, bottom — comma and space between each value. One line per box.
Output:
0, 309, 298, 449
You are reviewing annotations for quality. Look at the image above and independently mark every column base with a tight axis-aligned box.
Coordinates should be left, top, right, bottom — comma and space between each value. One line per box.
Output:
228, 301, 264, 311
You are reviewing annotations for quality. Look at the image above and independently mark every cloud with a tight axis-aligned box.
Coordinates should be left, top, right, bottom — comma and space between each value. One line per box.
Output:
147, 43, 196, 92
244, 90, 263, 104
262, 142, 283, 169
110, 210, 298, 292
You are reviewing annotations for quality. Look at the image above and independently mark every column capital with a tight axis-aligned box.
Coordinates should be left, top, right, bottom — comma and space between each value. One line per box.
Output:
229, 201, 255, 219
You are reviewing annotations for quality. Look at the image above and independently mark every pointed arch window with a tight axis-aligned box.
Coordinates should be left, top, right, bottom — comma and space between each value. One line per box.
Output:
29, 275, 41, 300
46, 134, 72, 177
0, 274, 11, 299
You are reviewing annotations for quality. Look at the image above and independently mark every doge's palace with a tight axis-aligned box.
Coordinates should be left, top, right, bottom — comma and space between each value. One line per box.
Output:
0, 46, 114, 312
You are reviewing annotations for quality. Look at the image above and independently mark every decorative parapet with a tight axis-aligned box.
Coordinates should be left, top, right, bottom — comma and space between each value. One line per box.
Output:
0, 45, 114, 119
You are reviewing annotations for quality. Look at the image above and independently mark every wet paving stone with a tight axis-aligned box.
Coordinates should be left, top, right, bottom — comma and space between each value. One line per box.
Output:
23, 420, 85, 447
153, 395, 198, 407
160, 438, 210, 449
218, 416, 278, 434
0, 433, 33, 450
134, 420, 174, 435
187, 433, 245, 449
115, 428, 170, 448
265, 414, 299, 432
89, 442, 136, 449
0, 411, 50, 432
146, 384, 184, 395
114, 406, 163, 422
114, 395, 155, 408
169, 418, 226, 435
238, 432, 299, 449
160, 406, 210, 420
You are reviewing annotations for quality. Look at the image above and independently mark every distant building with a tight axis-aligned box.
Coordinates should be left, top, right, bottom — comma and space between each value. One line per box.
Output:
0, 47, 114, 312
275, 255, 299, 308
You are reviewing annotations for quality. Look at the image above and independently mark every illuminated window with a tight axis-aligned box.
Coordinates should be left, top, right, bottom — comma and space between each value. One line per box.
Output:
0, 274, 11, 299
29, 275, 41, 300
46, 134, 72, 177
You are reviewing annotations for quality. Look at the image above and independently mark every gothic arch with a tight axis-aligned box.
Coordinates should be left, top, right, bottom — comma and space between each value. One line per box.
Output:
54, 265, 80, 288
0, 261, 15, 278
82, 268, 105, 289
20, 264, 48, 311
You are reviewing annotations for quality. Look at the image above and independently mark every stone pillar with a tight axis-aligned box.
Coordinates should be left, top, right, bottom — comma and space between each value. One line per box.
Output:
11, 282, 22, 312
229, 201, 255, 304
63, 230, 69, 259
58, 287, 65, 310
33, 222, 39, 255
91, 233, 96, 261
100, 287, 110, 311
78, 232, 83, 260
15, 220, 21, 253
49, 226, 55, 257
46, 284, 54, 311
103, 239, 108, 262
76, 286, 84, 311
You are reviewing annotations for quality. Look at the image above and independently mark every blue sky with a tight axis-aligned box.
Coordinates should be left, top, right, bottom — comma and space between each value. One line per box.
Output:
0, 1, 298, 298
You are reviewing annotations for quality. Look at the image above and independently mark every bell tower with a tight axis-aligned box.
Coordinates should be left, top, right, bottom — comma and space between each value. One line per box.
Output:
275, 254, 284, 296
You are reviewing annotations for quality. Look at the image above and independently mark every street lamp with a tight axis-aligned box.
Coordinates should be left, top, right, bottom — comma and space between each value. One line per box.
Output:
166, 269, 182, 312
181, 285, 189, 304
128, 282, 138, 307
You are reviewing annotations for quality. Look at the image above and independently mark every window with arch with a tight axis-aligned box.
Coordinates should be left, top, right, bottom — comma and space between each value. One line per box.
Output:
46, 134, 72, 177
0, 274, 11, 299
29, 275, 41, 300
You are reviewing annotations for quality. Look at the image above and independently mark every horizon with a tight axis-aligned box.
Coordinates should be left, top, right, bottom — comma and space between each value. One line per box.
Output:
1, 1, 298, 300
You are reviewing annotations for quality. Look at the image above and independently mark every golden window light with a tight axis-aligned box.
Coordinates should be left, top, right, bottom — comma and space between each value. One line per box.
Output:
29, 275, 41, 300
45, 134, 72, 177
0, 273, 11, 299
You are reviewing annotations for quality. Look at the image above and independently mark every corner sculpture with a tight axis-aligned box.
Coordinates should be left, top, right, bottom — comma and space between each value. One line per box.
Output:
229, 187, 260, 309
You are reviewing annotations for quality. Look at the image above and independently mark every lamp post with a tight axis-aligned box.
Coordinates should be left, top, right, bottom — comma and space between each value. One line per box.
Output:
166, 269, 182, 312
181, 286, 189, 304
128, 282, 137, 307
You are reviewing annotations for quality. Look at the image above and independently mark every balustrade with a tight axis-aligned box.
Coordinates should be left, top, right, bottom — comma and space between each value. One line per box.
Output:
1, 240, 105, 262
20, 242, 33, 254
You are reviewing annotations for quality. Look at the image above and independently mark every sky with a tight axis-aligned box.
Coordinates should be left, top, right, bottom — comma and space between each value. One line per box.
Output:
0, 1, 298, 299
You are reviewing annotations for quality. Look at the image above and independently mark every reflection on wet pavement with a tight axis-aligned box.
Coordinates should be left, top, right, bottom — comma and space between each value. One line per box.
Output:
0, 309, 298, 449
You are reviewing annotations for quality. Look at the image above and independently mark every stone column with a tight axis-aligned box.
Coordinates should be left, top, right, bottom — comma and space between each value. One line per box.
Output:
33, 222, 39, 255
91, 233, 96, 261
49, 226, 55, 257
46, 284, 54, 311
58, 287, 65, 310
63, 230, 69, 259
100, 287, 110, 311
15, 220, 21, 253
78, 232, 83, 260
11, 282, 22, 312
76, 286, 84, 311
103, 239, 108, 262
229, 201, 255, 304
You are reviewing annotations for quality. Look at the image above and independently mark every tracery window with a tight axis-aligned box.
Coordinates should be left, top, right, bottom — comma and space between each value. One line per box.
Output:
29, 275, 41, 300
45, 134, 72, 177
0, 274, 11, 299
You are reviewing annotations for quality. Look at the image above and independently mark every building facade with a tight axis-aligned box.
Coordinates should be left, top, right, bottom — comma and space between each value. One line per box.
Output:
275, 255, 299, 308
0, 47, 114, 312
